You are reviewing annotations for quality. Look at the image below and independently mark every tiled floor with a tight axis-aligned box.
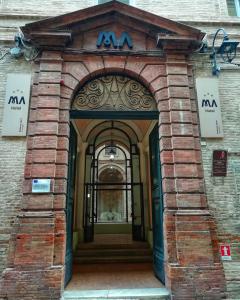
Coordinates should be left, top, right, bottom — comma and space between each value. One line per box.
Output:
65, 263, 164, 291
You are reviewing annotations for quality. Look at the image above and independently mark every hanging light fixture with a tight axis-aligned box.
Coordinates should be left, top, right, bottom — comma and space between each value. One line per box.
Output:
109, 127, 115, 160
109, 143, 115, 159
109, 150, 115, 160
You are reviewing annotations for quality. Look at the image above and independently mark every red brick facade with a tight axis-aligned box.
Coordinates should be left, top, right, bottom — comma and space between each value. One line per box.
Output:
0, 50, 226, 300
0, 2, 227, 299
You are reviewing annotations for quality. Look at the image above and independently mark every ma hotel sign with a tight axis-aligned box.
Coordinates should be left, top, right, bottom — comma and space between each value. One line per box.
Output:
196, 78, 224, 138
96, 31, 133, 49
2, 74, 31, 136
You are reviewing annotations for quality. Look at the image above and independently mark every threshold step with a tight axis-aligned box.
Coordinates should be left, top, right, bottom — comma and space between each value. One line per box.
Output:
63, 288, 170, 299
74, 256, 153, 264
75, 248, 152, 257
77, 243, 150, 250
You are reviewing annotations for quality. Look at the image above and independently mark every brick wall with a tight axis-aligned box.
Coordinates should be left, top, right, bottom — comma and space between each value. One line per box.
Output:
0, 46, 226, 298
204, 74, 240, 299
192, 56, 240, 298
0, 56, 32, 275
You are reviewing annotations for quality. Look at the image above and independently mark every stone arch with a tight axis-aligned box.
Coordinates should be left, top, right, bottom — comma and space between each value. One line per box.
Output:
61, 55, 167, 105
98, 166, 124, 183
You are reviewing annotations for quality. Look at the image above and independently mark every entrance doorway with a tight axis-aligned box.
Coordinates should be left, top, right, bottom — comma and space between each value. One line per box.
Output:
64, 74, 165, 294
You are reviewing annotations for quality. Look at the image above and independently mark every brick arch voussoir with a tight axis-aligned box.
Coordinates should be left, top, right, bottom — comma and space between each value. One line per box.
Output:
102, 56, 163, 98
139, 64, 167, 94
61, 61, 91, 102
65, 59, 162, 109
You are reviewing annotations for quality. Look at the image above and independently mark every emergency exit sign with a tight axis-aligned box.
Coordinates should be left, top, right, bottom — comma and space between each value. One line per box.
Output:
220, 245, 232, 260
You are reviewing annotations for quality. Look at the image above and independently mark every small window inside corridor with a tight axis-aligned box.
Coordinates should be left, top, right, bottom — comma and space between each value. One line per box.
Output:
227, 0, 240, 16
98, 0, 130, 4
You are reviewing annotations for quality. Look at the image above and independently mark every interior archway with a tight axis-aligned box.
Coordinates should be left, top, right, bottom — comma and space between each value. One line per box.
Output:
98, 166, 124, 222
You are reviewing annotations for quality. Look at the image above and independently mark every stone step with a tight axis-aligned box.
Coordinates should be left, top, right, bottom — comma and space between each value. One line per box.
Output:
75, 248, 152, 257
74, 255, 153, 264
75, 240, 153, 264
77, 242, 150, 250
63, 288, 170, 299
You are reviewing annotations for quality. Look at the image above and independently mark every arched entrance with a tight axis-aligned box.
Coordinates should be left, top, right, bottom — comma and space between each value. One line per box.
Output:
64, 74, 165, 290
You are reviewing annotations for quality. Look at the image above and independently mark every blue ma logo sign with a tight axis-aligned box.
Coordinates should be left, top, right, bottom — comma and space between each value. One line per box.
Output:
96, 31, 133, 49
8, 96, 25, 105
202, 99, 217, 108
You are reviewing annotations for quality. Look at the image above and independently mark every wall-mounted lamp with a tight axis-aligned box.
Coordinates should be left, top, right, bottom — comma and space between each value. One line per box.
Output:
10, 34, 24, 58
0, 30, 39, 62
210, 28, 239, 76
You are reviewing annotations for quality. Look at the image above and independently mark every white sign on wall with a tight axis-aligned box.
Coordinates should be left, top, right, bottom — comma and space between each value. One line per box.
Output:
196, 78, 223, 138
32, 179, 51, 193
2, 73, 31, 136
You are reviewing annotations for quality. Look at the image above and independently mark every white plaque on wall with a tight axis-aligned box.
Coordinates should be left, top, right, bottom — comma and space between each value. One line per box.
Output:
196, 78, 223, 138
32, 179, 51, 193
2, 73, 31, 136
